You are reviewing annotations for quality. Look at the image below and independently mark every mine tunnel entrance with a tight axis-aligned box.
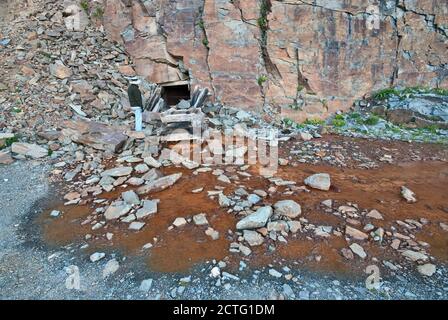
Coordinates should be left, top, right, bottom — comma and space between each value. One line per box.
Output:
161, 83, 191, 106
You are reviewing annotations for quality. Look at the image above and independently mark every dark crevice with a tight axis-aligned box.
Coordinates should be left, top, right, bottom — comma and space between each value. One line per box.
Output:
198, 2, 217, 99
396, 3, 448, 39
258, 0, 281, 81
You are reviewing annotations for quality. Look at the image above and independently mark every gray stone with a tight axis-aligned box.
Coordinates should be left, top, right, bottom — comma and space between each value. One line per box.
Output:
367, 209, 384, 220
144, 156, 161, 168
267, 221, 290, 233
417, 264, 436, 276
122, 190, 140, 205
273, 200, 302, 218
129, 221, 145, 231
243, 230, 264, 246
401, 186, 417, 203
304, 173, 331, 191
50, 210, 60, 217
139, 279, 153, 292
205, 227, 219, 240
104, 204, 131, 220
50, 60, 72, 79
135, 163, 150, 174
218, 193, 231, 207
11, 142, 47, 159
402, 250, 428, 262
193, 213, 209, 226
349, 243, 367, 259
101, 167, 133, 177
345, 226, 369, 240
173, 217, 187, 227
247, 194, 262, 204
135, 200, 158, 219
90, 252, 105, 262
137, 173, 182, 194
268, 269, 282, 278
282, 284, 295, 299
287, 221, 302, 233
236, 206, 273, 230
102, 259, 119, 278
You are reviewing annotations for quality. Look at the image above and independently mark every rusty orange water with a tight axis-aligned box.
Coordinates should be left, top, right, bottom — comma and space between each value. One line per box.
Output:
39, 160, 448, 274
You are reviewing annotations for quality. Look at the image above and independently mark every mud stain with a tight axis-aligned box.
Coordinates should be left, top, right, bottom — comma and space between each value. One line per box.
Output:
38, 160, 448, 274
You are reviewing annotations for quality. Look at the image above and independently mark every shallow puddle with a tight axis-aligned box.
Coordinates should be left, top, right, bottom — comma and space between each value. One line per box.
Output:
38, 160, 448, 274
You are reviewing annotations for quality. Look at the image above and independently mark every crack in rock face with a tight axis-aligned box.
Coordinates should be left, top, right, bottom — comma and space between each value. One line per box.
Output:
102, 0, 447, 121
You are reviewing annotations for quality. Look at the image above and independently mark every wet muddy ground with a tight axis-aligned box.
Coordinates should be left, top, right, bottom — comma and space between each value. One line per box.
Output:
37, 151, 448, 277
2, 135, 448, 300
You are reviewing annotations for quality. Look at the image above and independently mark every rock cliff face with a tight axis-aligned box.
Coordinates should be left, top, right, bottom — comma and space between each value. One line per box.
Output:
102, 0, 448, 121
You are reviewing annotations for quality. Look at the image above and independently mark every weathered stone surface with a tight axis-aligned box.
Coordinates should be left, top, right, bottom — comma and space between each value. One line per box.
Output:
401, 186, 417, 203
0, 151, 14, 164
104, 204, 131, 220
345, 226, 369, 241
236, 206, 273, 230
273, 200, 301, 218
136, 200, 158, 219
11, 142, 47, 159
101, 167, 133, 177
366, 209, 384, 220
304, 173, 331, 191
102, 0, 448, 119
144, 156, 161, 168
137, 173, 182, 194
417, 264, 436, 277
243, 230, 264, 246
287, 220, 301, 233
193, 213, 209, 226
90, 252, 105, 262
267, 221, 289, 233
129, 221, 145, 231
402, 250, 428, 262
173, 217, 187, 227
50, 60, 72, 79
61, 120, 128, 153
122, 190, 140, 205
349, 243, 367, 259
102, 259, 119, 278
218, 193, 231, 207
205, 227, 219, 240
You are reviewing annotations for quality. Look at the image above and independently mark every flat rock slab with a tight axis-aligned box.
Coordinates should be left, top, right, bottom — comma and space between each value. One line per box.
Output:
0, 151, 14, 164
104, 204, 131, 220
136, 200, 158, 219
345, 226, 369, 241
129, 221, 145, 231
61, 119, 128, 153
236, 206, 273, 230
11, 142, 47, 159
101, 167, 133, 177
402, 250, 428, 262
137, 173, 182, 194
122, 190, 140, 205
417, 264, 436, 276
